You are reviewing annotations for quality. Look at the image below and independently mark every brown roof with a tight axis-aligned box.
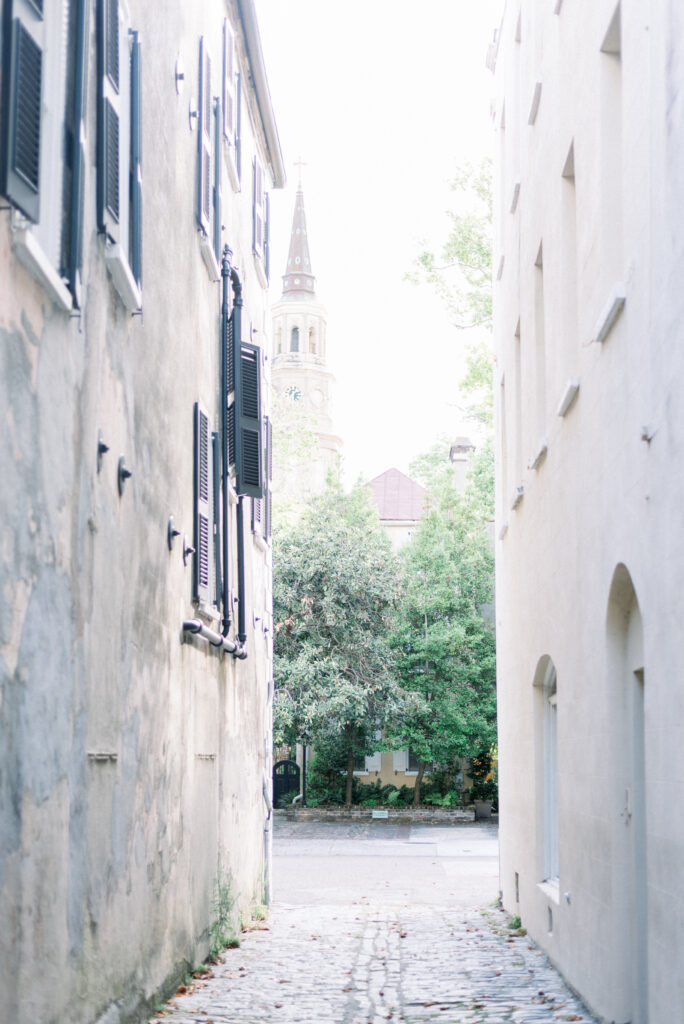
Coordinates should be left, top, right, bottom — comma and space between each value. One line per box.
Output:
368, 468, 428, 522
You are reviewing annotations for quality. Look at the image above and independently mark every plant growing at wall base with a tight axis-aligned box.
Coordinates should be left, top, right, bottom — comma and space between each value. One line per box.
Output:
208, 868, 238, 961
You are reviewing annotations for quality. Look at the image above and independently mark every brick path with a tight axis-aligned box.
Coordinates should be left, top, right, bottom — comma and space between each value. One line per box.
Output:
154, 819, 598, 1024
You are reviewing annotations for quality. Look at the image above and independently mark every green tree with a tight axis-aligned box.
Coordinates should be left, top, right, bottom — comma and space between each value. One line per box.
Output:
273, 481, 402, 805
408, 158, 494, 429
388, 465, 496, 805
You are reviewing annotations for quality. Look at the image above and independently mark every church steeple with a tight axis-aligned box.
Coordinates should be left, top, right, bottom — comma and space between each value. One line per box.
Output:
282, 181, 316, 298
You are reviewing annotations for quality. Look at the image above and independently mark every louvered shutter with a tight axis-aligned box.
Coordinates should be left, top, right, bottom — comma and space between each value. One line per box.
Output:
393, 750, 409, 772
236, 343, 263, 499
0, 0, 44, 223
66, 0, 89, 305
129, 30, 142, 286
264, 416, 273, 539
264, 191, 270, 284
252, 156, 264, 258
197, 37, 211, 236
212, 431, 221, 609
213, 96, 221, 261
251, 497, 262, 533
222, 18, 236, 148
97, 0, 121, 242
227, 306, 236, 468
193, 402, 212, 607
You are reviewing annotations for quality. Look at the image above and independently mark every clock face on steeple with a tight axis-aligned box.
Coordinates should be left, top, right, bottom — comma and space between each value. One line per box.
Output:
285, 384, 302, 402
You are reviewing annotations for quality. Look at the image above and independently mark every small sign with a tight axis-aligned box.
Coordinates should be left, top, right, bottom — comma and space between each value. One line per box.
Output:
372, 809, 389, 819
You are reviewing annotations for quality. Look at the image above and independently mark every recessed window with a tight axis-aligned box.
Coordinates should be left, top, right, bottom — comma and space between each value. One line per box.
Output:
291, 326, 299, 352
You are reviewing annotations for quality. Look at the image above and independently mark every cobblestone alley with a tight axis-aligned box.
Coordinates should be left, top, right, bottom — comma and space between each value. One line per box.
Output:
155, 818, 599, 1024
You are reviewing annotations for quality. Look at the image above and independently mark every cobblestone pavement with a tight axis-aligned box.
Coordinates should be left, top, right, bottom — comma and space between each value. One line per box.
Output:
154, 819, 599, 1024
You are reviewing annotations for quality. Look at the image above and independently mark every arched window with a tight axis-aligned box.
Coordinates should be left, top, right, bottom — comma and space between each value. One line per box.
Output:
534, 656, 558, 885
276, 329, 282, 355
309, 327, 317, 354
291, 326, 299, 352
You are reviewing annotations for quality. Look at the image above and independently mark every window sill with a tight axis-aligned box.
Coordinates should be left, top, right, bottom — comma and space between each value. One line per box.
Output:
13, 225, 73, 312
105, 244, 142, 312
199, 231, 220, 282
194, 602, 221, 625
253, 251, 268, 290
253, 532, 269, 554
538, 879, 560, 905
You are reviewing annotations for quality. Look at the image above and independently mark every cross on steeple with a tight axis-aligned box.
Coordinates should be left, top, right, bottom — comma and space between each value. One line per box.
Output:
294, 156, 307, 189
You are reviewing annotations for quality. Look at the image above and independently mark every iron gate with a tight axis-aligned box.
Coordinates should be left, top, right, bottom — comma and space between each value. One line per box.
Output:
272, 759, 300, 807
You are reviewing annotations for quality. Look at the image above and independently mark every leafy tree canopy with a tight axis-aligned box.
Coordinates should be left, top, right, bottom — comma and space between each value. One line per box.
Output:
273, 481, 403, 801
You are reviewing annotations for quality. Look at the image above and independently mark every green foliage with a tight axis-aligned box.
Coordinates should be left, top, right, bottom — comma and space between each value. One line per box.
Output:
273, 483, 403, 801
386, 449, 497, 794
208, 868, 237, 961
407, 158, 494, 429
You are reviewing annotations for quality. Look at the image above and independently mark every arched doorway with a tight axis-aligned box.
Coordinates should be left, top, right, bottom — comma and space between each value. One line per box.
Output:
533, 656, 559, 888
606, 564, 647, 1024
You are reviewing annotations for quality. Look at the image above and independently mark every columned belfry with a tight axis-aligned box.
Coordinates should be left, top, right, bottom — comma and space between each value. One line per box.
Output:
271, 171, 342, 497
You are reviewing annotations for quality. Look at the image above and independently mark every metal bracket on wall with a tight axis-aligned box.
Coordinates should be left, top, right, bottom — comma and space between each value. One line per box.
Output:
168, 516, 181, 551
117, 456, 132, 496
182, 536, 195, 566
97, 431, 109, 473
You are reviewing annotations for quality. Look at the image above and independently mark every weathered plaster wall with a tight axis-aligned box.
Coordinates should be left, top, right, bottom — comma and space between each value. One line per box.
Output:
493, 2, 684, 1022
0, 2, 277, 1022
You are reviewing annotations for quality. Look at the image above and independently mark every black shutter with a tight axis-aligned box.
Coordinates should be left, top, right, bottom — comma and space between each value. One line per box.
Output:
129, 30, 142, 286
193, 402, 211, 606
0, 1, 44, 223
213, 95, 221, 261
235, 342, 263, 499
212, 430, 221, 609
97, 0, 120, 241
227, 306, 235, 468
66, 0, 90, 306
197, 37, 211, 235
264, 416, 273, 539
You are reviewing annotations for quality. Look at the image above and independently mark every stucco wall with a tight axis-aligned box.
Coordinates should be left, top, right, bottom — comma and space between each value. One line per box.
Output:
493, 2, 684, 1022
0, 2, 278, 1021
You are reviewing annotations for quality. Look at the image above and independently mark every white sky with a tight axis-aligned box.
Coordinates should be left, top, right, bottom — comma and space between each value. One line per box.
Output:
255, 0, 504, 484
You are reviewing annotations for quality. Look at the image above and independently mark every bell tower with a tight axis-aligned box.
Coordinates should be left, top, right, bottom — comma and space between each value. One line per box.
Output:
271, 168, 342, 497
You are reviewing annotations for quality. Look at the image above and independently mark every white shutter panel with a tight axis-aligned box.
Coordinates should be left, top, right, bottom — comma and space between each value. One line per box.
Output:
365, 751, 382, 773
393, 750, 409, 772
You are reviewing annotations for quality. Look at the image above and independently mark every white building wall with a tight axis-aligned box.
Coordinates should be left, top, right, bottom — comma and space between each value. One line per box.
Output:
0, 2, 282, 1021
493, 2, 684, 1021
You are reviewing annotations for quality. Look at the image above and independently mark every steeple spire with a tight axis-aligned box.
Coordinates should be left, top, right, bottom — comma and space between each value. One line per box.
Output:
282, 166, 316, 298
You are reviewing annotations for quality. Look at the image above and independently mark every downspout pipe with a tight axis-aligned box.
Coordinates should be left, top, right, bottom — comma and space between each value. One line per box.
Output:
220, 247, 233, 638
183, 619, 237, 653
220, 245, 248, 660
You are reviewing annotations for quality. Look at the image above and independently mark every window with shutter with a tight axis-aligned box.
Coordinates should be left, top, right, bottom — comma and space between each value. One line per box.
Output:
235, 342, 263, 499
64, 0, 90, 307
97, 0, 120, 242
197, 36, 211, 237
1, 0, 81, 310
222, 16, 240, 191
252, 155, 264, 258
97, 0, 142, 310
213, 95, 222, 263
264, 416, 273, 540
264, 192, 270, 284
129, 30, 142, 288
0, 1, 44, 223
193, 401, 213, 608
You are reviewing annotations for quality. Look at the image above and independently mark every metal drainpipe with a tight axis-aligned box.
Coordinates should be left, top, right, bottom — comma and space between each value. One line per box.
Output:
220, 247, 232, 638
262, 779, 273, 906
236, 495, 247, 652
220, 246, 247, 660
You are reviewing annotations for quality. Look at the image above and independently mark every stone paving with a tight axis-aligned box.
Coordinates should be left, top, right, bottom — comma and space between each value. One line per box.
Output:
153, 819, 599, 1024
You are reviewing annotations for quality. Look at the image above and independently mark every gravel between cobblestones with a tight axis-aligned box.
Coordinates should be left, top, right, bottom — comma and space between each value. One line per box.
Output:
153, 821, 599, 1024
